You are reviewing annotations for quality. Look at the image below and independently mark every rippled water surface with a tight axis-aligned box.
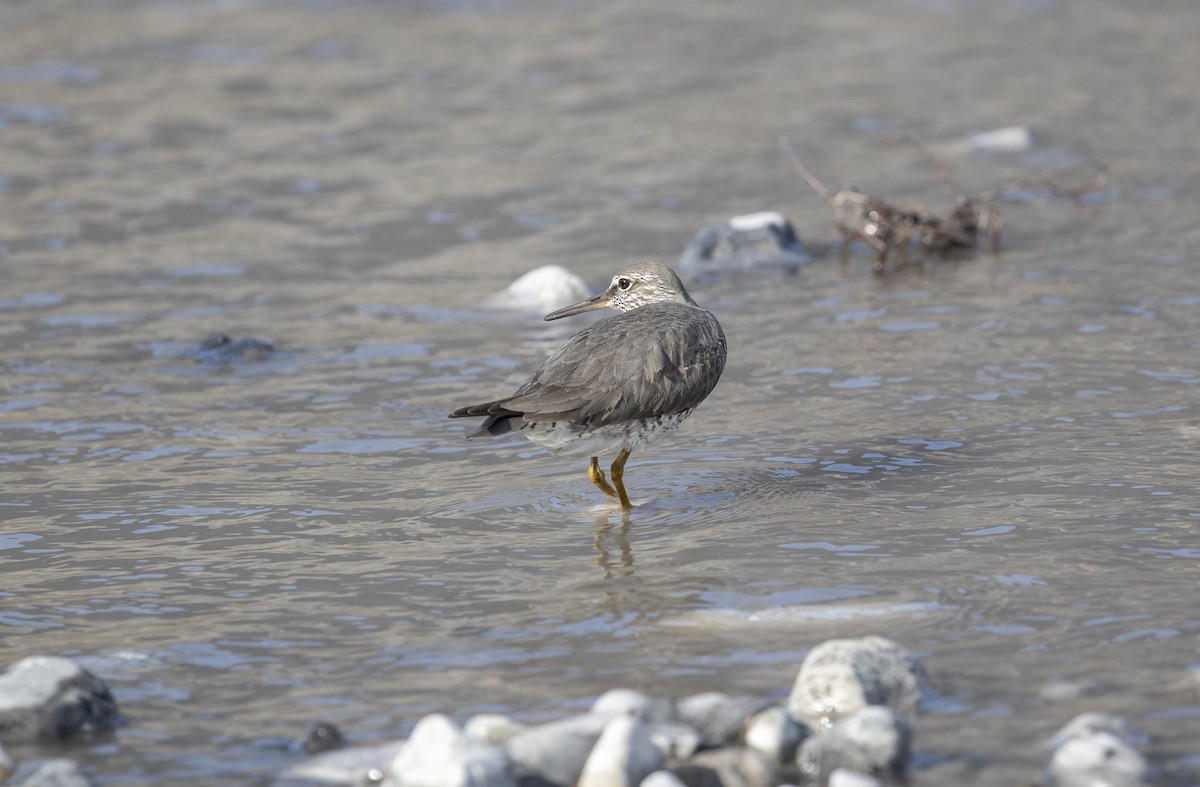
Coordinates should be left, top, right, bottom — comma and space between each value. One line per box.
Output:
2, 0, 1199, 784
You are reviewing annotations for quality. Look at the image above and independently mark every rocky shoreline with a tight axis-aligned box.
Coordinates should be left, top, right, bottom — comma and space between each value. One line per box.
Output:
0, 637, 1166, 787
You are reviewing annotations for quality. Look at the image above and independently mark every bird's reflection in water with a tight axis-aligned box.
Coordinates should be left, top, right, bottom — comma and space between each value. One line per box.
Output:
592, 509, 635, 579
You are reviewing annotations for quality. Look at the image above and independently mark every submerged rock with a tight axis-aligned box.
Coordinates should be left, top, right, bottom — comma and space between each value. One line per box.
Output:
795, 705, 911, 784
786, 636, 927, 731
276, 741, 403, 786
678, 212, 809, 275
388, 714, 513, 787
295, 720, 346, 755
4, 758, 96, 787
182, 333, 275, 363
0, 656, 120, 744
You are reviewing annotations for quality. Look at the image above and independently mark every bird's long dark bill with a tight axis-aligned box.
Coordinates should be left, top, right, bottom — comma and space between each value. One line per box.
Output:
543, 293, 610, 321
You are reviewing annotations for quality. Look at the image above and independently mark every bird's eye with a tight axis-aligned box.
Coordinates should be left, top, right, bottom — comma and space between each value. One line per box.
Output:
617, 277, 633, 290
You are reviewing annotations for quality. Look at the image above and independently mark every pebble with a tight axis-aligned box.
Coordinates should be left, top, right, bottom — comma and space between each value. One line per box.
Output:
678, 211, 810, 275
1044, 713, 1156, 787
1044, 731, 1155, 787
276, 741, 404, 785
965, 125, 1037, 153
795, 705, 911, 783
0, 656, 120, 744
785, 636, 927, 731
1045, 712, 1150, 750
677, 693, 775, 748
685, 747, 776, 787
387, 713, 513, 787
505, 711, 612, 787
639, 772, 688, 787
462, 713, 526, 745
743, 706, 807, 765
826, 767, 882, 787
497, 264, 591, 312
592, 688, 674, 724
576, 715, 664, 787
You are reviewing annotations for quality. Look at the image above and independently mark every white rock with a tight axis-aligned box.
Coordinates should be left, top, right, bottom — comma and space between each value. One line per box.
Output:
577, 715, 665, 787
498, 265, 591, 312
463, 713, 525, 745
276, 741, 404, 785
591, 689, 655, 719
966, 126, 1036, 153
0, 656, 119, 743
786, 636, 927, 730
1045, 731, 1155, 787
639, 771, 688, 787
744, 705, 806, 764
828, 767, 882, 787
388, 714, 513, 787
1046, 712, 1149, 750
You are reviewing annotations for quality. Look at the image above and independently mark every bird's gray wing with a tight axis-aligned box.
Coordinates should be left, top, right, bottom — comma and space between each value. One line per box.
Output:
504, 304, 726, 427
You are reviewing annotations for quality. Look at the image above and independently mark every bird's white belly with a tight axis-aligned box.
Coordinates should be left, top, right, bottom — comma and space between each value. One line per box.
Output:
520, 409, 695, 458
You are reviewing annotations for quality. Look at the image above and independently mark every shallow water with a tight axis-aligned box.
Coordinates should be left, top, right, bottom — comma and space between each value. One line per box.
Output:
2, 0, 1199, 784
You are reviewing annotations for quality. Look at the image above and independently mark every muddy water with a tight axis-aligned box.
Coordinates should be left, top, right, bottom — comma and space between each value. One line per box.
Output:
2, 0, 1199, 783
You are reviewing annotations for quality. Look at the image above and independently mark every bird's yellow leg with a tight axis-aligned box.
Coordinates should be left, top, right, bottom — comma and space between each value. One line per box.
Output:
588, 456, 619, 498
610, 448, 633, 510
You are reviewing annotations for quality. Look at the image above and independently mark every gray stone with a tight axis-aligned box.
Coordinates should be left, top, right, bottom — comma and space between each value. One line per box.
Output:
295, 720, 346, 755
646, 721, 701, 761
678, 212, 810, 275
577, 715, 665, 787
795, 706, 911, 783
786, 636, 927, 731
677, 694, 774, 748
1046, 713, 1149, 750
1044, 731, 1156, 787
506, 712, 611, 787
743, 706, 807, 765
685, 747, 776, 787
182, 333, 275, 363
275, 741, 404, 786
6, 758, 96, 787
0, 656, 119, 744
387, 714, 513, 787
